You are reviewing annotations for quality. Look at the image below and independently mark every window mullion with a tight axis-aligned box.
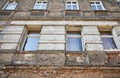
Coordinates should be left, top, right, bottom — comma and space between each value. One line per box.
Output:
40, 2, 43, 9
71, 2, 73, 9
95, 3, 98, 10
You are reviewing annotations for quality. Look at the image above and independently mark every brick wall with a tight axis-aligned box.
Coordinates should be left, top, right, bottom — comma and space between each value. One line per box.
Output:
0, 66, 120, 78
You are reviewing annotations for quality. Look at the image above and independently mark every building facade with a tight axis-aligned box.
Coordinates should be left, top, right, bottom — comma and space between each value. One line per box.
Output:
0, 0, 120, 78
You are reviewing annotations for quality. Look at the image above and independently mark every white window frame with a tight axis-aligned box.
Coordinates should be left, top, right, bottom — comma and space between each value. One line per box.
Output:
90, 1, 105, 10
66, 1, 79, 10
66, 33, 83, 51
33, 0, 47, 10
2, 1, 18, 10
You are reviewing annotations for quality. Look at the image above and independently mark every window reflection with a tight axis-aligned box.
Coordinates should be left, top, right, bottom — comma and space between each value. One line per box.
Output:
24, 32, 40, 51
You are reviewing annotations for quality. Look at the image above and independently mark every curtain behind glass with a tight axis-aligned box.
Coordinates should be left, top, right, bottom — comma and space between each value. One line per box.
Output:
67, 37, 82, 51
102, 38, 117, 49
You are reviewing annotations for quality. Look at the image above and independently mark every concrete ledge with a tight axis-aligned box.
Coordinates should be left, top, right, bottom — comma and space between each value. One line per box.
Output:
0, 51, 120, 66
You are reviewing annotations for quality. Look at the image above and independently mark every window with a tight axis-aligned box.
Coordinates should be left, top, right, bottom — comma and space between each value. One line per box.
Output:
117, 2, 120, 6
23, 32, 40, 51
33, 0, 47, 10
100, 31, 117, 49
66, 1, 79, 10
117, 0, 120, 6
2, 1, 18, 10
90, 1, 105, 10
66, 32, 82, 51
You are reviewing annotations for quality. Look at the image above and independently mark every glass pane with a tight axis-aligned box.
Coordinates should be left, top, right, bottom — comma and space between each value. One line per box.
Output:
96, 2, 100, 4
91, 5, 97, 10
102, 38, 117, 49
118, 2, 120, 6
67, 37, 82, 51
36, 2, 41, 5
43, 2, 47, 4
6, 2, 17, 10
24, 37, 39, 51
90, 2, 94, 4
73, 5, 78, 10
67, 5, 71, 10
41, 5, 47, 9
97, 5, 103, 10
33, 5, 40, 9
72, 2, 77, 4
37, 2, 41, 3
24, 32, 40, 51
67, 2, 71, 4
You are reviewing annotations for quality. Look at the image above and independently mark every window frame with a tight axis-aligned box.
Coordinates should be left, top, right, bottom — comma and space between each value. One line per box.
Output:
66, 1, 79, 10
23, 32, 40, 51
2, 1, 18, 10
33, 0, 47, 10
100, 31, 117, 50
90, 1, 105, 10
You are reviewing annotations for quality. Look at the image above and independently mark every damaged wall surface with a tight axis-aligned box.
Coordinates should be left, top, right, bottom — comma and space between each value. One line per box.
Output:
0, 0, 120, 78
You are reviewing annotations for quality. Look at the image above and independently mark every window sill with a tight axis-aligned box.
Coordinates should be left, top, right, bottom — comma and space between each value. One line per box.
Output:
104, 49, 120, 51
92, 10, 108, 12
0, 9, 16, 11
65, 10, 80, 12
30, 9, 47, 11
0, 11, 13, 16
66, 51, 84, 53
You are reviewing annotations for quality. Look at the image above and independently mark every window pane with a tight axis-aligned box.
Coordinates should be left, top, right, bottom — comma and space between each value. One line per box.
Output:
90, 2, 94, 4
91, 5, 97, 10
67, 37, 82, 51
73, 5, 77, 10
24, 37, 39, 51
102, 38, 117, 49
24, 32, 40, 51
41, 5, 47, 9
97, 5, 103, 10
33, 1, 47, 10
43, 2, 47, 4
67, 2, 71, 4
118, 2, 120, 6
33, 5, 40, 9
96, 2, 100, 4
90, 1, 105, 10
67, 5, 71, 10
6, 2, 17, 10
37, 2, 41, 3
72, 2, 77, 4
